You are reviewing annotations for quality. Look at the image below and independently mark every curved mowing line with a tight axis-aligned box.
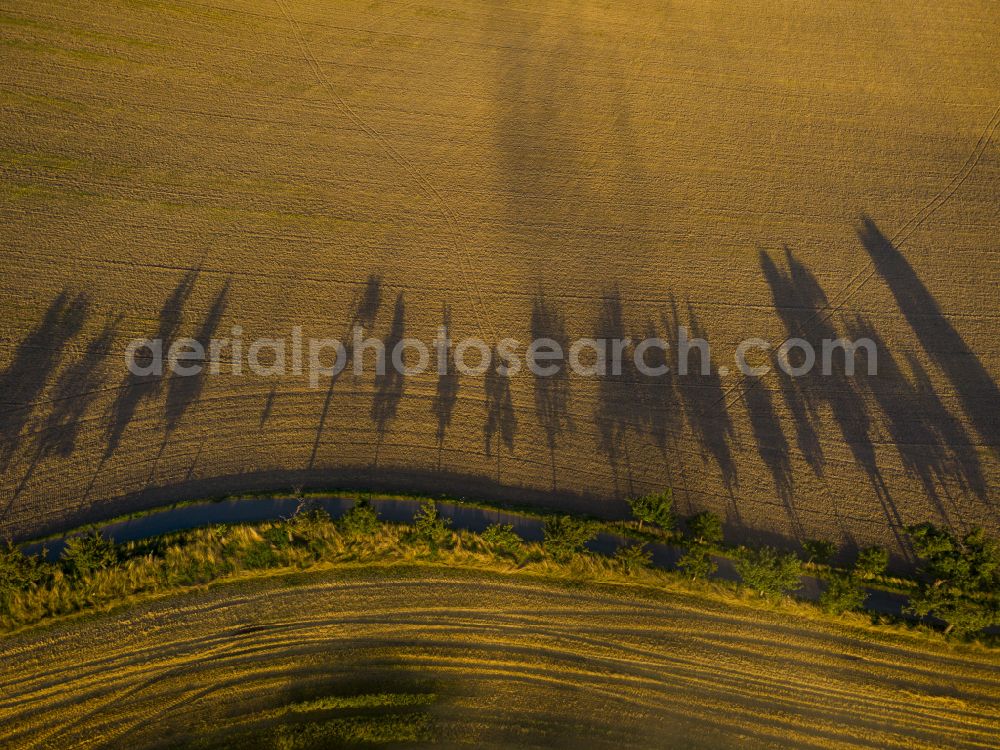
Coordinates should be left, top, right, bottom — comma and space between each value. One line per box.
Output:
2, 569, 998, 750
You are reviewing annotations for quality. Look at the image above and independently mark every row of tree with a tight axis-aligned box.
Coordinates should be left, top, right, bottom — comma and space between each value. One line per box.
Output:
3, 492, 997, 637
622, 489, 1000, 636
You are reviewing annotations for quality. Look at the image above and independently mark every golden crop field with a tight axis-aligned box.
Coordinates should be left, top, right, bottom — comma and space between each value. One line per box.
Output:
1, 0, 998, 558
1, 565, 998, 748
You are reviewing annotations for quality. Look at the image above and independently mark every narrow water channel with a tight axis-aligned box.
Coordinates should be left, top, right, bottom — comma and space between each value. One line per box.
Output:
22, 495, 911, 619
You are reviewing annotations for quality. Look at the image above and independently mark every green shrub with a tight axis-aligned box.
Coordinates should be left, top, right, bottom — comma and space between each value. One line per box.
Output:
412, 500, 452, 547
685, 511, 723, 547
905, 524, 1000, 637
819, 573, 867, 615
243, 541, 280, 569
908, 592, 997, 639
61, 529, 117, 578
802, 539, 836, 565
481, 523, 522, 557
628, 490, 674, 532
542, 515, 596, 562
289, 507, 335, 557
0, 544, 51, 615
734, 546, 801, 599
853, 546, 889, 579
292, 507, 332, 527
615, 542, 652, 573
262, 524, 293, 550
676, 544, 717, 580
908, 524, 1000, 592
339, 501, 380, 538
161, 539, 230, 587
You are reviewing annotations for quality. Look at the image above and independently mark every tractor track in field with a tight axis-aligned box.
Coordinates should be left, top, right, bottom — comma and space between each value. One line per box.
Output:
1, 568, 998, 749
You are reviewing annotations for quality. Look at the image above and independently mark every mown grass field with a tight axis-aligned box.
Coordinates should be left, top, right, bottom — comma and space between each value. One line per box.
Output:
2, 565, 999, 748
1, 0, 999, 557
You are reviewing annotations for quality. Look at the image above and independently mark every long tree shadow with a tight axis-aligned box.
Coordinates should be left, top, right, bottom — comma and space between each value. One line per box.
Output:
758, 247, 829, 476
0, 291, 89, 473
38, 315, 121, 460
847, 315, 987, 520
638, 314, 683, 488
430, 304, 459, 470
164, 278, 231, 436
760, 247, 900, 547
151, 278, 232, 480
905, 353, 989, 505
105, 270, 198, 458
487, 6, 587, 229
741, 373, 800, 537
773, 361, 824, 478
308, 274, 382, 470
666, 300, 739, 504
530, 292, 572, 490
857, 216, 1000, 459
370, 292, 405, 467
592, 290, 644, 497
1, 293, 93, 521
484, 345, 517, 483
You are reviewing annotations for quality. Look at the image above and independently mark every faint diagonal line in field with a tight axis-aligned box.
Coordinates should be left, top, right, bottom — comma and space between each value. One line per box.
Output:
719, 101, 1000, 412
273, 0, 494, 344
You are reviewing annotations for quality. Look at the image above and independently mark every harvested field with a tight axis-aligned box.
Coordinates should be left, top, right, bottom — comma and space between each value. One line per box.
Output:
1, 0, 999, 556
1, 566, 999, 748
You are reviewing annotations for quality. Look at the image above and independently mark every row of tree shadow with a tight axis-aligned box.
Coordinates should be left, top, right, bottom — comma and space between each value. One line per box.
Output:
2, 217, 997, 541
752, 217, 997, 548
0, 270, 231, 520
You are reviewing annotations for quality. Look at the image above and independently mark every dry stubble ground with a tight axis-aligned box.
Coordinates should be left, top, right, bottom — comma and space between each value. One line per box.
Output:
1, 0, 998, 557
1, 565, 999, 749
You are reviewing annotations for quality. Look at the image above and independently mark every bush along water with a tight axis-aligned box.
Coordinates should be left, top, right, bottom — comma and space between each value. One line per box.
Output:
2, 498, 997, 640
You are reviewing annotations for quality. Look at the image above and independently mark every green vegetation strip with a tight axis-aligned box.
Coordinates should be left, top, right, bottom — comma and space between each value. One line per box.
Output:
2, 492, 998, 641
